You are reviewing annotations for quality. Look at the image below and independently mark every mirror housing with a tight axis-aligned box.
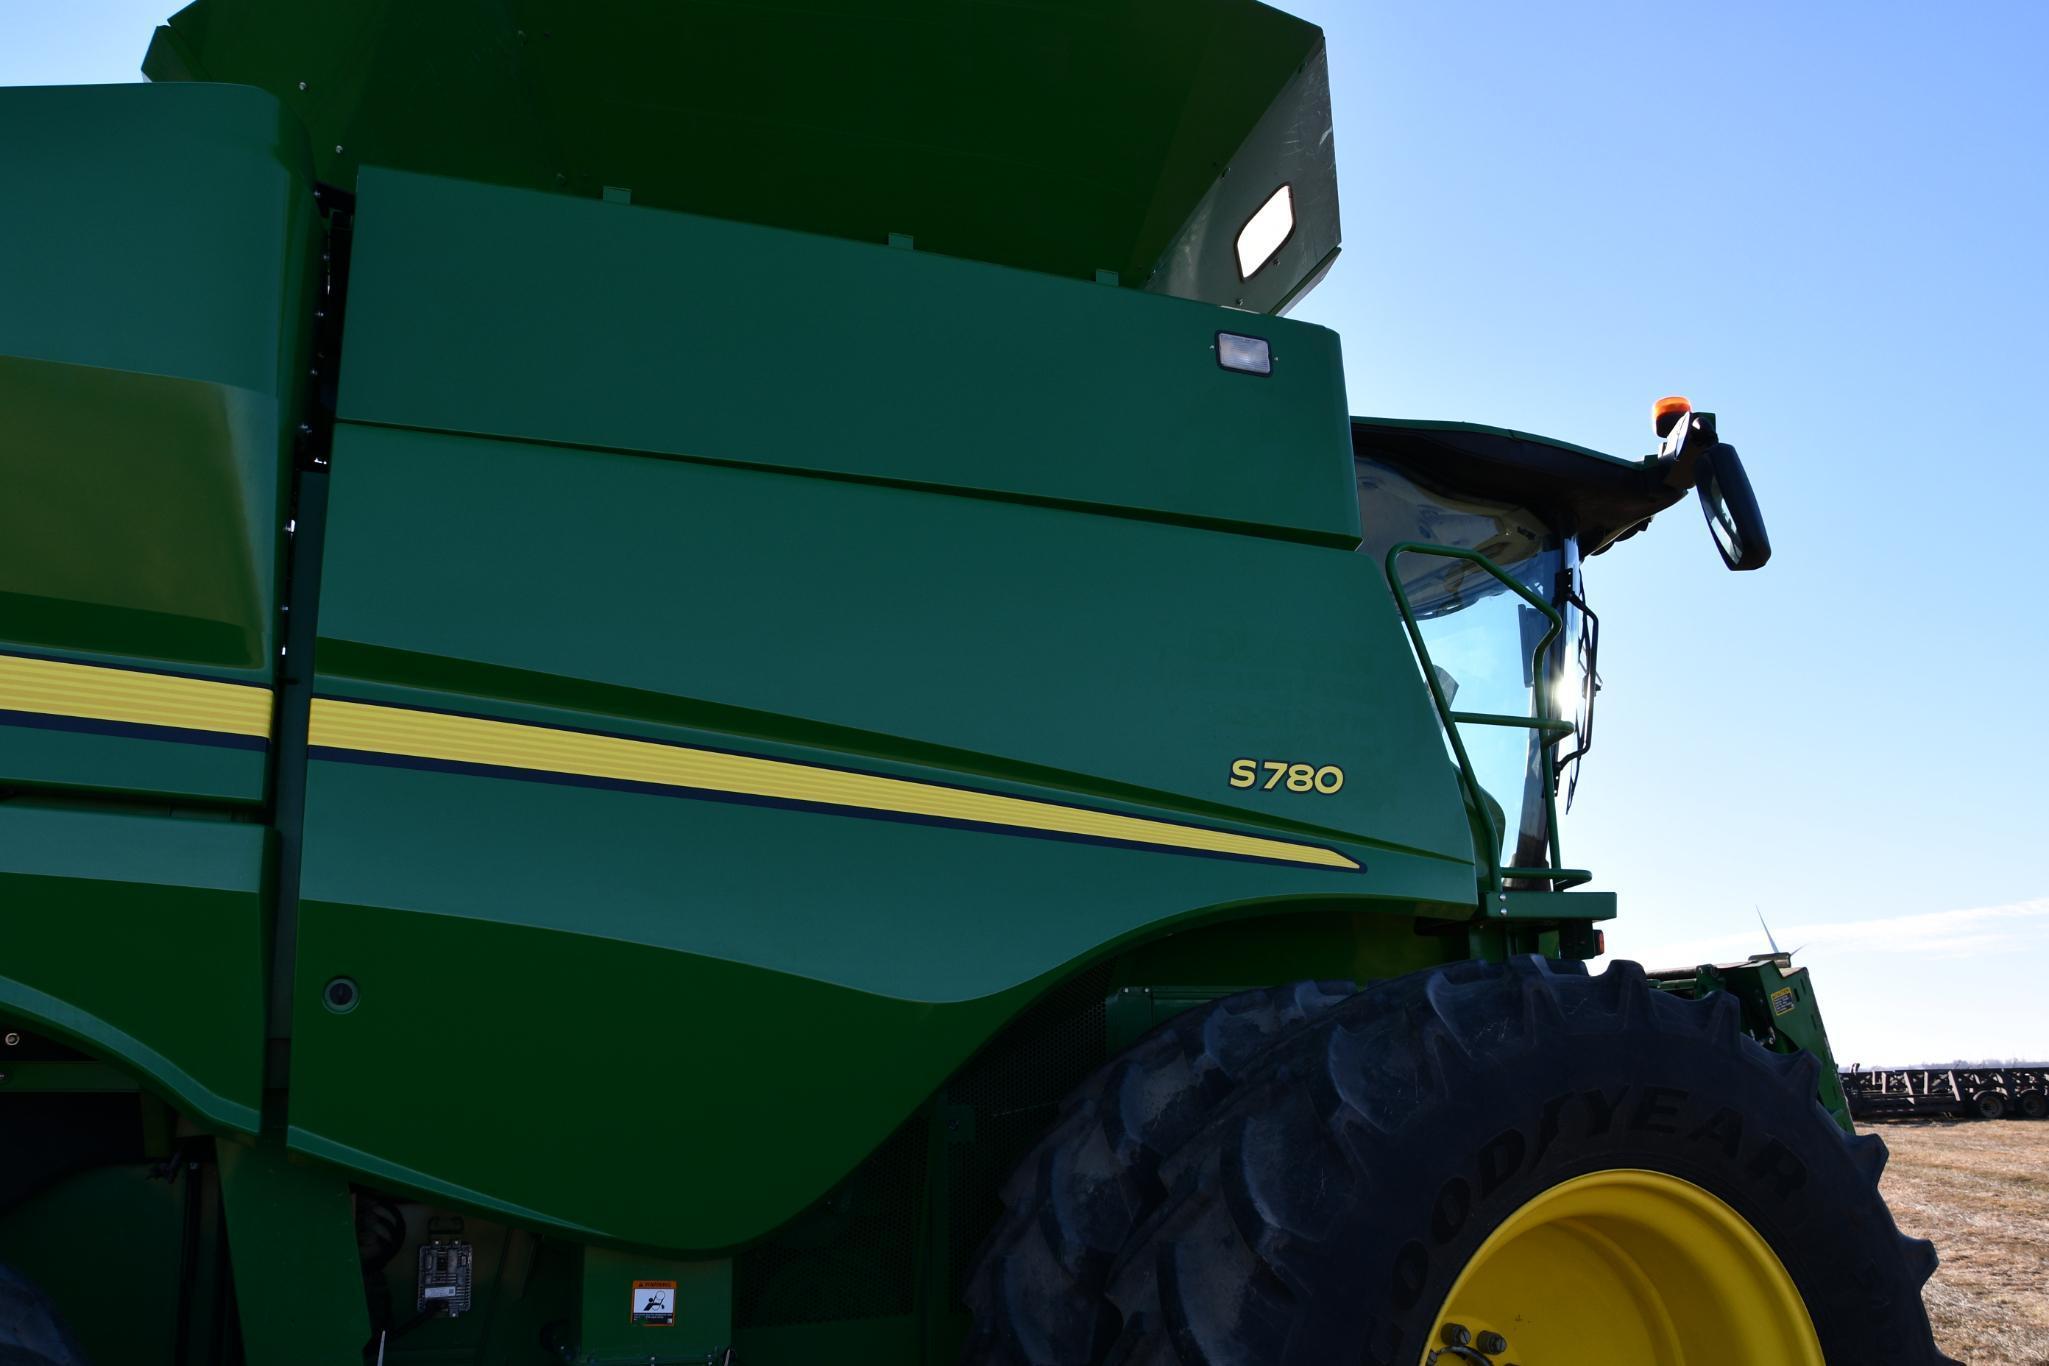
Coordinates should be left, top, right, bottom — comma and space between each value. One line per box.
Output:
1652, 406, 1772, 572
1696, 441, 1771, 571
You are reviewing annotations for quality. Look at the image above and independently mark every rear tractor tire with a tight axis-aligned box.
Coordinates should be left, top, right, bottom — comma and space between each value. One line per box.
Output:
1971, 1090, 2008, 1121
0, 1266, 89, 1366
963, 957, 1954, 1366
2016, 1090, 2047, 1121
960, 979, 1360, 1365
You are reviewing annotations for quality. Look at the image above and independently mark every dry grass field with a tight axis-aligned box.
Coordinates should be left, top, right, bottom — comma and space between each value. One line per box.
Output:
1873, 1118, 2049, 1364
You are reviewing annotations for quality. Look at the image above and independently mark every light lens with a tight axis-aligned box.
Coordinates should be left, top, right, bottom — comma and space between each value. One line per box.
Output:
1216, 332, 1273, 375
1235, 184, 1295, 278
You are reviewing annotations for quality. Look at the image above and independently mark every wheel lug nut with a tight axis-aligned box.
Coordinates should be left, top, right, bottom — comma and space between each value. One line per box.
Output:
1440, 1322, 1473, 1347
1476, 1331, 1509, 1354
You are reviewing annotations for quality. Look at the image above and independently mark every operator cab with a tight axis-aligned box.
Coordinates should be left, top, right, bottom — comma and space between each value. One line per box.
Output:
1352, 405, 1769, 884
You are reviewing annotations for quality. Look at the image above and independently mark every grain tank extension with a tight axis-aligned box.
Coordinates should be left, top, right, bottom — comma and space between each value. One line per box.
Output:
0, 3, 1951, 1364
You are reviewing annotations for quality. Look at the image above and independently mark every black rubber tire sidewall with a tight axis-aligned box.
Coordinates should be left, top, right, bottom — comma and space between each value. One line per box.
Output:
0, 1266, 88, 1366
1100, 962, 1945, 1366
1316, 992, 1925, 1364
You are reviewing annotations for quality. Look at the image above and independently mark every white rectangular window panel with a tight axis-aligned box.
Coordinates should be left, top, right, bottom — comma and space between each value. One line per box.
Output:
1235, 184, 1295, 279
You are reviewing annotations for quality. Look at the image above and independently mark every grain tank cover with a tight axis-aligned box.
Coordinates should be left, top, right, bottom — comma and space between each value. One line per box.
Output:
142, 0, 1340, 313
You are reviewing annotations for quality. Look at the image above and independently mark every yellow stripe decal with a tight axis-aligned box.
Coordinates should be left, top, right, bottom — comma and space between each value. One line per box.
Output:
308, 698, 1359, 871
0, 652, 272, 740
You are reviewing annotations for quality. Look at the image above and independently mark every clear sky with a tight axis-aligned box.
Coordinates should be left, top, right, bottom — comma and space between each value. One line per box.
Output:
1284, 1, 2049, 1064
6, 3, 2045, 1064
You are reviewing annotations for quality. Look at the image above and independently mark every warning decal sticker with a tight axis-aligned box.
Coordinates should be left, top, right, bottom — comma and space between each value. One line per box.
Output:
631, 1280, 678, 1327
1770, 987, 1797, 1017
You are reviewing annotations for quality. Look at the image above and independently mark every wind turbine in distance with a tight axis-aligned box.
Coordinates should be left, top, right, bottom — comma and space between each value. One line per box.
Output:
1756, 905, 1805, 962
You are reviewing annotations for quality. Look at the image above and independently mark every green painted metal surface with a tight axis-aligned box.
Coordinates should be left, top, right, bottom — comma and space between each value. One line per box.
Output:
142, 0, 1330, 305
1110, 908, 1459, 993
0, 10, 1844, 1360
1498, 890, 1617, 921
578, 1249, 732, 1361
0, 706, 265, 807
267, 168, 1478, 1251
0, 82, 319, 803
217, 1138, 371, 1365
0, 83, 316, 397
308, 429, 1460, 886
0, 804, 270, 1133
0, 358, 279, 677
336, 168, 1359, 546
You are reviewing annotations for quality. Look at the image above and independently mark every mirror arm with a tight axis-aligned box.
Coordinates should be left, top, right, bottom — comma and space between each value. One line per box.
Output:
1656, 409, 1718, 490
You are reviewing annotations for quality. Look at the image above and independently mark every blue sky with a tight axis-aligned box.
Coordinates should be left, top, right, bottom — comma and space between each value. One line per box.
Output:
1286, 1, 2049, 1063
7, 3, 2045, 1063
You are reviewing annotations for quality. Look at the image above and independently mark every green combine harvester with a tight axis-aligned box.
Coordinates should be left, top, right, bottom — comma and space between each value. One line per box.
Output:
0, 3, 1952, 1363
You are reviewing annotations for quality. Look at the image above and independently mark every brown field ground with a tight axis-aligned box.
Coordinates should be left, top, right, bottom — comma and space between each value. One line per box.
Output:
1874, 1118, 2049, 1364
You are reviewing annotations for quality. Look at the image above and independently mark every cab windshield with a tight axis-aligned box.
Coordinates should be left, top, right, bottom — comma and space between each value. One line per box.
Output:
1356, 458, 1589, 875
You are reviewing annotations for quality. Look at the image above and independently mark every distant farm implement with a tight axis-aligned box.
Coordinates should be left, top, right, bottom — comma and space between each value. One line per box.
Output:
1842, 1065, 2049, 1121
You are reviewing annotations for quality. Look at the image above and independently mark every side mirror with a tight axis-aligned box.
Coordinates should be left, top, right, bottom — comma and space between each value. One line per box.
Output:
1697, 442, 1771, 571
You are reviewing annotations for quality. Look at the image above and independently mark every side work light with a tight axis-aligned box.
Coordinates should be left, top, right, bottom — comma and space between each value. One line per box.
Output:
1215, 332, 1273, 376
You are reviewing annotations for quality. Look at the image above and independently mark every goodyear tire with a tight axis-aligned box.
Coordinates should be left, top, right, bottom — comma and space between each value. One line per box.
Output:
964, 957, 1953, 1366
0, 1266, 88, 1366
961, 979, 1363, 1364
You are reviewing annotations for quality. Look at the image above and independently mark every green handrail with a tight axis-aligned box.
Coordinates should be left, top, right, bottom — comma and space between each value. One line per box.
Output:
1383, 542, 1584, 903
1450, 711, 1576, 735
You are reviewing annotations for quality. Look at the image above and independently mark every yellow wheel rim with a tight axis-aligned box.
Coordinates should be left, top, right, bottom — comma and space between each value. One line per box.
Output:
1424, 1169, 1823, 1365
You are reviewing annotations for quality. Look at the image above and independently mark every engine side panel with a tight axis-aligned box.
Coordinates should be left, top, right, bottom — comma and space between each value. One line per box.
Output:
0, 82, 318, 804
286, 171, 1476, 1250
0, 804, 271, 1132
0, 83, 316, 1130
335, 167, 1360, 547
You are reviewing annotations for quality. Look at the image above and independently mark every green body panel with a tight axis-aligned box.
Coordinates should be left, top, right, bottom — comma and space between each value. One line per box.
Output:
144, 1, 1325, 302
290, 889, 1006, 1250
0, 359, 278, 677
338, 168, 1359, 546
0, 17, 1854, 1364
287, 769, 1447, 1251
309, 427, 1463, 889
1110, 908, 1461, 996
1498, 889, 1616, 921
216, 1139, 371, 1364
0, 82, 318, 802
0, 709, 263, 807
275, 170, 1478, 1249
0, 804, 270, 1132
0, 83, 314, 397
578, 1250, 732, 1361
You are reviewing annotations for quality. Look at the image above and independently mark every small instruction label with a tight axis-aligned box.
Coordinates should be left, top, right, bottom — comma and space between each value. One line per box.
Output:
1770, 987, 1796, 1017
631, 1280, 677, 1327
